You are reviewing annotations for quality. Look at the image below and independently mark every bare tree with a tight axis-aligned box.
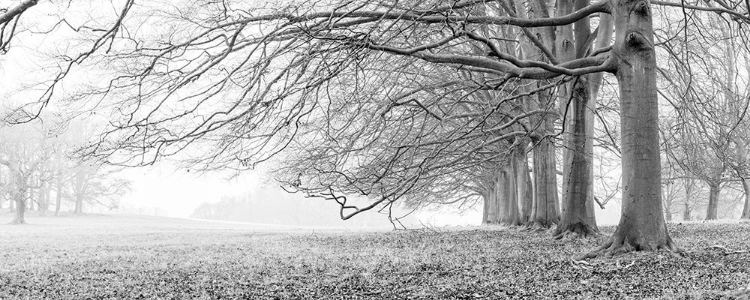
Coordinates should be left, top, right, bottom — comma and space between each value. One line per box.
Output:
14, 0, 736, 255
658, 6, 750, 220
0, 122, 47, 224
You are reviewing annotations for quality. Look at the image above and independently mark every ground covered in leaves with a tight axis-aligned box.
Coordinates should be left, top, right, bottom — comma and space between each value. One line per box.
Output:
0, 214, 749, 299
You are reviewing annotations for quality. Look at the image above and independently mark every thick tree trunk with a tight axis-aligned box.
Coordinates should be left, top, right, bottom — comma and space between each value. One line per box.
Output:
530, 137, 559, 228
683, 178, 694, 220
555, 0, 605, 238
511, 0, 558, 228
705, 183, 720, 220
482, 194, 489, 224
11, 198, 26, 224
663, 182, 673, 222
55, 177, 63, 216
10, 186, 27, 225
556, 78, 599, 238
499, 165, 521, 226
590, 0, 677, 256
741, 179, 750, 220
486, 177, 499, 224
482, 194, 490, 225
74, 194, 84, 215
516, 148, 533, 224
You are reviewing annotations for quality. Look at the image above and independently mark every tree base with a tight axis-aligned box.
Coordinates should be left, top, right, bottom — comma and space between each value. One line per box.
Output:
525, 221, 557, 231
580, 231, 684, 259
553, 222, 599, 240
9, 219, 26, 225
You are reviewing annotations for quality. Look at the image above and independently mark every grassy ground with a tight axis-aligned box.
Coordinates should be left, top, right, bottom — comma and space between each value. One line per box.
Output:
0, 214, 749, 299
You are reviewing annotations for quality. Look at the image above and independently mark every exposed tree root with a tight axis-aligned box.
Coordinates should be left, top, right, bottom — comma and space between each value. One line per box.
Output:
579, 233, 685, 260
553, 223, 599, 240
524, 221, 556, 232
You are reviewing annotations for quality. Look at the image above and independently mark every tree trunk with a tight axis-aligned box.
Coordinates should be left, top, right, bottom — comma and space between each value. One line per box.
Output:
555, 0, 603, 238
591, 0, 676, 255
499, 164, 521, 226
74, 194, 84, 215
481, 193, 489, 224
530, 137, 559, 228
683, 178, 694, 220
9, 197, 15, 212
486, 177, 499, 224
742, 179, 750, 219
55, 176, 63, 216
516, 148, 533, 224
556, 77, 599, 238
705, 182, 720, 220
38, 183, 49, 216
10, 186, 27, 225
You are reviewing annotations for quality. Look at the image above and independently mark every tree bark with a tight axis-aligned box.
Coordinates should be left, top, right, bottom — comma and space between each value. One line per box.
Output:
499, 164, 521, 226
590, 0, 677, 255
10, 185, 27, 225
556, 77, 599, 238
530, 137, 560, 228
683, 178, 694, 220
742, 179, 750, 220
486, 176, 499, 224
54, 175, 63, 216
516, 147, 533, 224
74, 194, 83, 215
482, 193, 489, 224
555, 0, 604, 238
705, 182, 720, 220
11, 198, 26, 224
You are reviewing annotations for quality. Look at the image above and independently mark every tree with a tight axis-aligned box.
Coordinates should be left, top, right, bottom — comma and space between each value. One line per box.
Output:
69, 161, 130, 214
11, 0, 743, 253
658, 6, 750, 220
0, 122, 47, 224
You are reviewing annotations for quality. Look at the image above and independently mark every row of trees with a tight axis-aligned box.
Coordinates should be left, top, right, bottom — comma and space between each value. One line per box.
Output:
658, 4, 750, 221
0, 121, 130, 224
2, 0, 749, 256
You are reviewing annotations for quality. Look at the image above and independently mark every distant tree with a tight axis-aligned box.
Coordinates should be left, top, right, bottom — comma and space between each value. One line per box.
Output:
0, 122, 47, 224
69, 161, 130, 214
659, 8, 750, 220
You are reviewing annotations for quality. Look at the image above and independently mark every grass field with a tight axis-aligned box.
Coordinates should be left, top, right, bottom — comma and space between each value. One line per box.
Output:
1, 214, 749, 299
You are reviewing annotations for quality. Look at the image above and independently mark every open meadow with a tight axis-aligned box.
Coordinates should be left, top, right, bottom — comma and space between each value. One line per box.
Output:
0, 214, 749, 299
